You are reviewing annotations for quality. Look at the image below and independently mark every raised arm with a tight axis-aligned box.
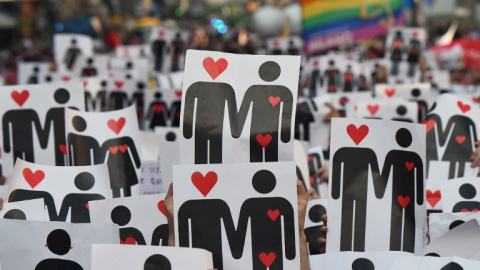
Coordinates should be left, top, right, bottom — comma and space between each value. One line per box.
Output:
2, 114, 11, 153
280, 89, 293, 143
415, 154, 424, 205
282, 200, 297, 260
56, 197, 71, 222
182, 84, 197, 139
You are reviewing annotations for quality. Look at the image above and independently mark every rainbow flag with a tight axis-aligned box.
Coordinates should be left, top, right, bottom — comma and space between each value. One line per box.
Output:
301, 0, 405, 55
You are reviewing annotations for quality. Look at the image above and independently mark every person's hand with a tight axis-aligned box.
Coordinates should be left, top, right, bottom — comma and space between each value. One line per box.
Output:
314, 165, 329, 184
164, 183, 175, 246
318, 214, 328, 254
297, 180, 308, 231
471, 141, 480, 168
323, 102, 341, 123
307, 188, 321, 200
0, 198, 3, 210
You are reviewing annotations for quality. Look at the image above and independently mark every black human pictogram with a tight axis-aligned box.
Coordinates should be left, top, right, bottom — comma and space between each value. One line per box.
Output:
109, 89, 129, 111
100, 137, 141, 197
171, 32, 185, 72
424, 111, 442, 178
294, 99, 317, 142
308, 69, 321, 97
375, 128, 424, 252
96, 80, 109, 112
151, 224, 169, 246
146, 92, 169, 130
324, 60, 340, 93
28, 67, 40, 84
81, 58, 98, 77
286, 40, 299, 55
8, 189, 58, 221
63, 39, 82, 71
67, 116, 101, 166
358, 73, 369, 91
304, 204, 326, 255
57, 172, 105, 223
390, 31, 404, 76
452, 183, 480, 212
35, 229, 83, 270
343, 65, 355, 92
169, 100, 182, 127
234, 61, 293, 162
3, 209, 27, 220
111, 205, 146, 245
406, 37, 421, 78
152, 37, 168, 72
144, 254, 172, 270
131, 82, 147, 130
352, 258, 374, 270
308, 153, 323, 193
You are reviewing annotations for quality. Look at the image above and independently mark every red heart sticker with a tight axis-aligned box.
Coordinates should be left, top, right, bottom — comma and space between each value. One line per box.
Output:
308, 156, 314, 161
158, 200, 167, 216
109, 146, 119, 154
23, 168, 45, 189
397, 195, 410, 208
267, 209, 280, 221
367, 104, 379, 115
107, 117, 126, 135
309, 177, 315, 186
269, 96, 280, 107
114, 81, 124, 89
158, 31, 164, 37
62, 76, 71, 82
457, 101, 471, 113
259, 252, 276, 267
120, 237, 136, 245
346, 124, 369, 145
83, 81, 88, 88
59, 144, 67, 155
456, 135, 466, 144
405, 161, 414, 171
191, 171, 218, 197
256, 134, 272, 148
119, 144, 128, 153
423, 119, 435, 133
385, 88, 395, 97
203, 57, 228, 80
11, 90, 29, 107
175, 90, 182, 98
153, 104, 164, 113
426, 190, 441, 208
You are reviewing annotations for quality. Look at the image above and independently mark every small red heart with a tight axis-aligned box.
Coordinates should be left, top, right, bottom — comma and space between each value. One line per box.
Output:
59, 144, 67, 155
62, 76, 71, 82
423, 119, 435, 133
114, 81, 124, 89
23, 168, 45, 189
158, 31, 164, 37
175, 90, 182, 98
346, 124, 369, 145
202, 57, 228, 80
191, 171, 218, 197
457, 101, 471, 113
267, 209, 280, 221
367, 104, 379, 115
107, 117, 126, 135
109, 146, 119, 154
461, 209, 469, 212
269, 96, 280, 107
474, 209, 480, 212
472, 97, 479, 103
385, 88, 395, 97
11, 90, 29, 107
123, 49, 129, 56
83, 81, 88, 88
259, 252, 276, 267
256, 134, 272, 148
85, 203, 89, 210
426, 190, 441, 208
158, 200, 167, 216
456, 135, 466, 144
120, 237, 136, 245
153, 104, 164, 113
309, 177, 314, 185
119, 144, 128, 153
308, 156, 314, 161
397, 195, 410, 208
405, 161, 414, 171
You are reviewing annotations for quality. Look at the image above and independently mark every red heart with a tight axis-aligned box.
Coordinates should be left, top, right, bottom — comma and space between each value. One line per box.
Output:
11, 90, 29, 107
308, 156, 314, 161
107, 117, 126, 134
385, 88, 395, 97
426, 190, 441, 208
153, 104, 164, 113
62, 76, 71, 82
23, 168, 45, 189
423, 119, 435, 133
191, 171, 218, 197
457, 101, 471, 113
267, 210, 280, 221
346, 124, 369, 145
158, 31, 164, 37
256, 134, 272, 148
58, 144, 67, 155
119, 144, 128, 153
175, 90, 182, 98
83, 81, 88, 88
456, 135, 466, 144
461, 209, 469, 212
473, 97, 479, 103
259, 252, 276, 267
309, 177, 314, 185
405, 161, 414, 171
120, 237, 136, 245
158, 200, 167, 216
114, 81, 124, 89
123, 49, 129, 56
85, 203, 89, 210
397, 195, 410, 208
367, 104, 379, 115
202, 57, 228, 80
474, 209, 480, 212
109, 146, 119, 154
269, 96, 280, 107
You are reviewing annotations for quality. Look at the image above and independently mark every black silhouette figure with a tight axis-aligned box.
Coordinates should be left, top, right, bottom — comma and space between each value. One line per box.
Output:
331, 142, 381, 251
441, 262, 464, 270
28, 66, 40, 84
183, 78, 238, 164
81, 58, 98, 77
57, 172, 105, 223
452, 183, 480, 212
131, 82, 147, 130
100, 137, 141, 197
375, 128, 424, 252
3, 209, 27, 220
171, 32, 185, 72
144, 254, 172, 270
287, 39, 299, 55
111, 205, 146, 245
84, 90, 94, 111
294, 99, 317, 142
147, 92, 169, 130
390, 31, 404, 76
3, 104, 45, 164
67, 116, 101, 166
343, 65, 355, 92
63, 39, 82, 71
151, 224, 169, 246
305, 204, 327, 255
352, 258, 374, 270
406, 37, 421, 78
424, 112, 442, 178
410, 88, 428, 122
40, 88, 72, 166
308, 153, 323, 193
234, 61, 293, 162
392, 105, 414, 123
324, 60, 340, 93
308, 67, 321, 97
178, 198, 237, 269
358, 73, 369, 91
109, 88, 129, 111
169, 100, 182, 127
35, 229, 83, 270
233, 170, 296, 270
96, 80, 109, 112
152, 37, 168, 72
8, 189, 58, 220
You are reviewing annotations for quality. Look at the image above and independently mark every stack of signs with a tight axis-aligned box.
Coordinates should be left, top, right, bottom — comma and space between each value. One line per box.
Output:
318, 54, 371, 94
174, 50, 301, 270
149, 27, 189, 73
266, 36, 303, 56
54, 34, 94, 73
327, 118, 427, 253
355, 98, 418, 123
74, 54, 109, 78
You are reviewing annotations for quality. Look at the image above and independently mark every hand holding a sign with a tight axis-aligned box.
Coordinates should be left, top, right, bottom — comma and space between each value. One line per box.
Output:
470, 141, 480, 168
